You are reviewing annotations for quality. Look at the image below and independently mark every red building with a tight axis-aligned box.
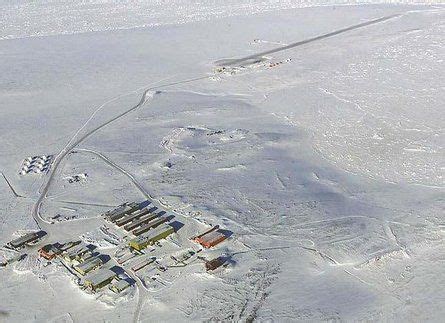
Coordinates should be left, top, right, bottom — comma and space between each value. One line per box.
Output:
194, 226, 227, 248
38, 244, 61, 260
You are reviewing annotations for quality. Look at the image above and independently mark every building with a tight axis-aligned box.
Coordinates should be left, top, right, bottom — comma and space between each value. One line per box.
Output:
84, 269, 116, 291
74, 256, 103, 275
132, 216, 168, 236
131, 257, 155, 272
115, 207, 152, 227
205, 256, 225, 271
194, 227, 227, 248
117, 253, 136, 264
8, 231, 45, 249
38, 244, 62, 260
8, 232, 39, 249
68, 250, 94, 266
1, 253, 26, 267
104, 202, 140, 222
129, 224, 174, 251
109, 279, 131, 293
59, 240, 81, 252
64, 245, 91, 263
123, 212, 159, 231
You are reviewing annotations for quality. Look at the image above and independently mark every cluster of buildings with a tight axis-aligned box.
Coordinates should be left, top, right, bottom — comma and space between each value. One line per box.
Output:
103, 202, 175, 251
2, 200, 233, 301
19, 155, 53, 175
38, 241, 132, 294
105, 201, 231, 273
39, 242, 69, 260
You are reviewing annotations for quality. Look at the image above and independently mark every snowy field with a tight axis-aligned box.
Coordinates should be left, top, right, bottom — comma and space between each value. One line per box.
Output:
0, 1, 444, 322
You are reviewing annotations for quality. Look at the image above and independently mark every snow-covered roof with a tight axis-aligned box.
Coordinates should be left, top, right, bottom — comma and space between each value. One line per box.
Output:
85, 269, 116, 286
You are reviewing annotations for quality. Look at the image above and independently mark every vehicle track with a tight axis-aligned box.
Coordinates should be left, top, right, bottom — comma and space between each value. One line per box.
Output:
31, 75, 209, 228
28, 75, 209, 322
1, 172, 24, 198
75, 148, 151, 200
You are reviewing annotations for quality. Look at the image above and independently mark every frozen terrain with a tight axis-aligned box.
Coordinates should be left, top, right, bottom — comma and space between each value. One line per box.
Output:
0, 1, 444, 322
1, 0, 441, 40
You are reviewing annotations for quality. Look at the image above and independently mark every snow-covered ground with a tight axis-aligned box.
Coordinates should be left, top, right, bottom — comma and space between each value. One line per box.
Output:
0, 1, 444, 322
1, 0, 441, 40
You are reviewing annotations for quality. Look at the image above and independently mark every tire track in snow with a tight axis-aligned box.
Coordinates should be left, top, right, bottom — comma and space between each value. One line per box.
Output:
28, 76, 212, 323
0, 172, 24, 198
32, 75, 209, 228
53, 74, 181, 163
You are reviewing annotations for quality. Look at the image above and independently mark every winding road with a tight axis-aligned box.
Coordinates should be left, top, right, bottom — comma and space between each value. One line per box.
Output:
28, 75, 209, 323
31, 75, 209, 230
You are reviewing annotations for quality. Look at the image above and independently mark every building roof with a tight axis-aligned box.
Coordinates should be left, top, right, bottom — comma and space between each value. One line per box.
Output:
199, 230, 225, 243
124, 213, 158, 231
111, 279, 130, 291
68, 244, 87, 253
85, 268, 116, 286
132, 216, 168, 236
39, 244, 61, 255
132, 224, 173, 244
9, 232, 39, 247
115, 208, 151, 226
76, 257, 102, 271
106, 202, 140, 220
67, 245, 89, 257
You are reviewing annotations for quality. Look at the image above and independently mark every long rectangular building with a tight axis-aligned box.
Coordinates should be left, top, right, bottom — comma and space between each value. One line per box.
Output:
129, 224, 174, 251
115, 207, 156, 227
195, 230, 227, 248
105, 202, 140, 222
124, 213, 159, 232
8, 232, 40, 249
132, 216, 168, 236
131, 257, 155, 272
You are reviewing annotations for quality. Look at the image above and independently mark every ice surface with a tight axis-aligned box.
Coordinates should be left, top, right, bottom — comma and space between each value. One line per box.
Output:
0, 1, 444, 322
1, 0, 441, 40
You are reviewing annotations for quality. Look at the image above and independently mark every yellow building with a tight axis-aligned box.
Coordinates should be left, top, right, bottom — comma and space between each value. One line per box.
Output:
129, 224, 174, 251
84, 269, 116, 291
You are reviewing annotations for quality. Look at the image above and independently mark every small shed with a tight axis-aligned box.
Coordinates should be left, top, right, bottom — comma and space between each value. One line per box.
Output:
205, 257, 225, 271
